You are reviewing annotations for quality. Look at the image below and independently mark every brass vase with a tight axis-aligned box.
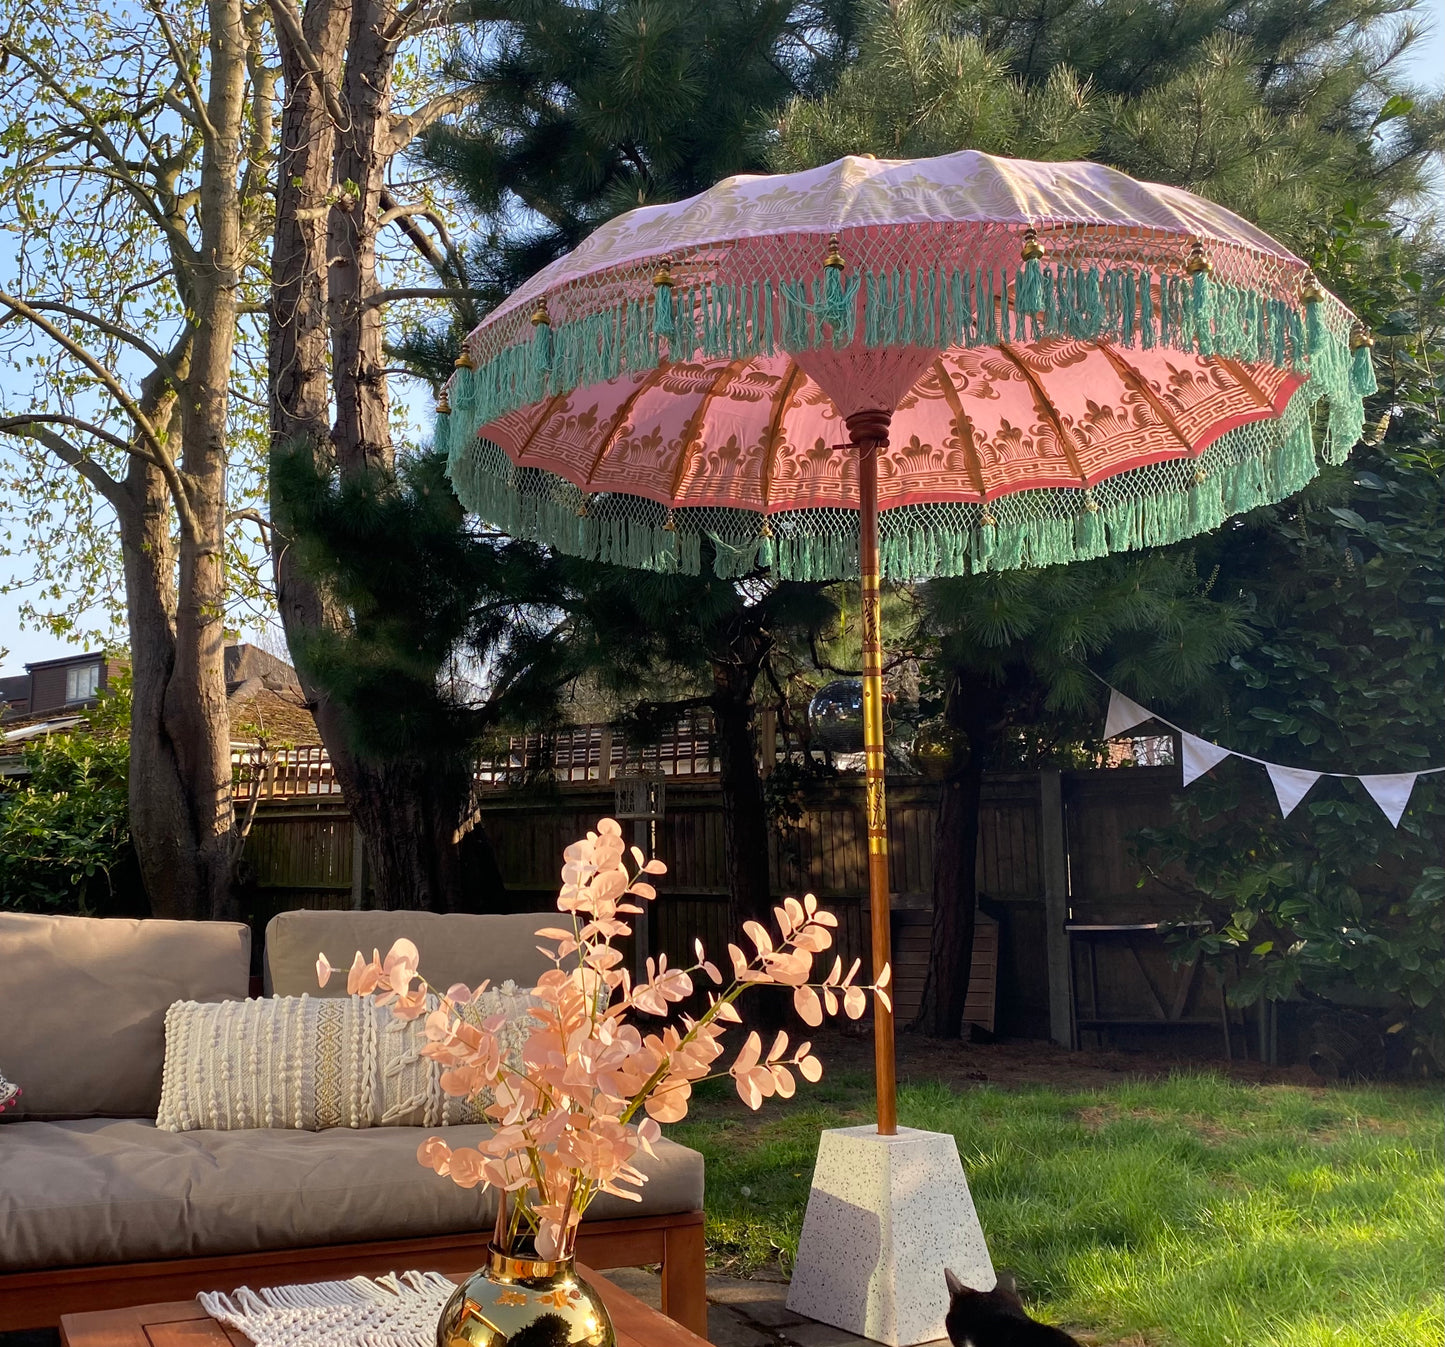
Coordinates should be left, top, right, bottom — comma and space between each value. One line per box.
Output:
438, 1245, 615, 1347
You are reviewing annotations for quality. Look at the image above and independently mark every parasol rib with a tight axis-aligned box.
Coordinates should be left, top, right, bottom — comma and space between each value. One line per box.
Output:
931, 358, 989, 500
760, 362, 807, 513
1096, 342, 1196, 456
585, 362, 670, 485
996, 342, 1089, 485
669, 360, 745, 499
513, 389, 570, 466
1215, 355, 1279, 413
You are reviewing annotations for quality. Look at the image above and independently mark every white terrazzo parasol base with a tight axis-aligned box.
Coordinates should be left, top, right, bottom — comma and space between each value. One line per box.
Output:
785, 1125, 996, 1347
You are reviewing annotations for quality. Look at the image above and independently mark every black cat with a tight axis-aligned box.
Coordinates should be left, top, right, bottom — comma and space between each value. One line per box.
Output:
943, 1268, 1083, 1347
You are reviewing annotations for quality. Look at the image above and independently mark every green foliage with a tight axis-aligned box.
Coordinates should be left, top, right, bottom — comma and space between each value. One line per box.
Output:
1144, 434, 1444, 1058
1142, 209, 1445, 1057
671, 1070, 1445, 1345
771, 0, 1444, 253
0, 673, 141, 915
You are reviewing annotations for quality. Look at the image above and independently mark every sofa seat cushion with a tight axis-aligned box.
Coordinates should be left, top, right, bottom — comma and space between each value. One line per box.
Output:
0, 1119, 704, 1272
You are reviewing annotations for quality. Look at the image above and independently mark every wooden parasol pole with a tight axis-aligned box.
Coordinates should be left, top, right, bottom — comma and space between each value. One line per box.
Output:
846, 408, 897, 1136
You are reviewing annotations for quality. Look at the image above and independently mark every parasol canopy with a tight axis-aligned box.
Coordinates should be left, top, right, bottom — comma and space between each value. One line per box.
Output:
439, 150, 1373, 582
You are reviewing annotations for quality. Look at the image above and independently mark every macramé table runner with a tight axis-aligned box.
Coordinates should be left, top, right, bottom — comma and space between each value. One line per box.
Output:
199, 1270, 455, 1347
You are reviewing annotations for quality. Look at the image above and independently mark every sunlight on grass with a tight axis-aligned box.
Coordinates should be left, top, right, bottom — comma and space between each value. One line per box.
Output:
667, 1071, 1443, 1347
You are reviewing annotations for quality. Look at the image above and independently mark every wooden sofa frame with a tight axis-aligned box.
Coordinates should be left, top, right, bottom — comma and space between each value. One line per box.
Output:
0, 1209, 707, 1337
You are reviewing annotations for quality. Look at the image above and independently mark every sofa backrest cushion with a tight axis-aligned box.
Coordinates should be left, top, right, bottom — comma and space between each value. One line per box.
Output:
0, 912, 251, 1120
264, 909, 559, 998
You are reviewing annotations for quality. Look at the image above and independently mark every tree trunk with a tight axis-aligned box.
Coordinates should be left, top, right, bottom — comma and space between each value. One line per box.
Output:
913, 672, 1006, 1038
122, 451, 191, 920
268, 0, 509, 912
152, 0, 251, 921
712, 662, 782, 1028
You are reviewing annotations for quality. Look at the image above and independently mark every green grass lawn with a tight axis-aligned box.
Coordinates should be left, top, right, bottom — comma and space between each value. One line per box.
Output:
668, 1069, 1443, 1347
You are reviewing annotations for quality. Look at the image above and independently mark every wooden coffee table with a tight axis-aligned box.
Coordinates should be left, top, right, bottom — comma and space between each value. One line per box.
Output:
60, 1264, 710, 1347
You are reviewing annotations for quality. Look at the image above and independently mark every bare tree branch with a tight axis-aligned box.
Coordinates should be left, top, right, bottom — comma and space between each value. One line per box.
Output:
378, 188, 467, 284
0, 289, 198, 539
0, 417, 134, 521
387, 89, 472, 153
19, 299, 181, 380
361, 285, 483, 309
145, 0, 221, 141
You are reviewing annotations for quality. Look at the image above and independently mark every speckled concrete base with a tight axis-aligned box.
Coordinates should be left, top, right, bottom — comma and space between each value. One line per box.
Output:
785, 1125, 995, 1347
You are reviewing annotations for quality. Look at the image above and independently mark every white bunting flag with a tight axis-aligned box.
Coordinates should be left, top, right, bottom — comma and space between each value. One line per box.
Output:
1266, 764, 1321, 818
1180, 733, 1233, 786
1357, 773, 1419, 828
1104, 689, 1155, 740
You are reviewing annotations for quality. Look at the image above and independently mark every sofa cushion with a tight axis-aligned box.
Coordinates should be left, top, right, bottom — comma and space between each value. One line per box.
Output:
265, 909, 558, 999
0, 1118, 704, 1271
0, 913, 250, 1121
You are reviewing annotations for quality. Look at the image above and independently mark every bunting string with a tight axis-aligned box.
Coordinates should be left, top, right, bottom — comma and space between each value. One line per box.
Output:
1101, 686, 1443, 828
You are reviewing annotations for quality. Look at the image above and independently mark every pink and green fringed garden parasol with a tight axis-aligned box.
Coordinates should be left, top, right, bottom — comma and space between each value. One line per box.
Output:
437, 149, 1373, 1138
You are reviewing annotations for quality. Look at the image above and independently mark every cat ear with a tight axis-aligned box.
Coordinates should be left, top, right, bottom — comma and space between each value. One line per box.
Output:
943, 1268, 967, 1298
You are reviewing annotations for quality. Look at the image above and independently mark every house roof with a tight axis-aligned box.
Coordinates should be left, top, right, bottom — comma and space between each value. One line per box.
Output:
24, 649, 108, 672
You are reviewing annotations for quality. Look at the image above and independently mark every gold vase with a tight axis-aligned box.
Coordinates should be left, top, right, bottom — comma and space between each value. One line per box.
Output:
438, 1245, 616, 1347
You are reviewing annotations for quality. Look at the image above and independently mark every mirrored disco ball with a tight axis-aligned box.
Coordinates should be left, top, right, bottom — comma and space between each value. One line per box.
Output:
808, 679, 864, 754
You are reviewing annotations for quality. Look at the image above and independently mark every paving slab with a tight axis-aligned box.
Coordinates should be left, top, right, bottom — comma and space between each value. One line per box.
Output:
707, 1273, 791, 1301
777, 1320, 876, 1347
599, 1265, 662, 1310
706, 1304, 775, 1347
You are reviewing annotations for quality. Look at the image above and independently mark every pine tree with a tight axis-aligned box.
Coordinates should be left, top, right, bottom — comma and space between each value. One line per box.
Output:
273, 445, 585, 910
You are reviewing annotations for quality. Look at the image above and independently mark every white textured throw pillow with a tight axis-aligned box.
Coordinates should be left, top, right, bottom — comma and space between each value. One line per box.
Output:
157, 983, 538, 1132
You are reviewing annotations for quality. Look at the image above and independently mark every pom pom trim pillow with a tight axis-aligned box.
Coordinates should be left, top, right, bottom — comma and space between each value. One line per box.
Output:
157, 982, 537, 1132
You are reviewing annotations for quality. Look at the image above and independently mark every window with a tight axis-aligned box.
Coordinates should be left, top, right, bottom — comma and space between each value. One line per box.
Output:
65, 662, 100, 703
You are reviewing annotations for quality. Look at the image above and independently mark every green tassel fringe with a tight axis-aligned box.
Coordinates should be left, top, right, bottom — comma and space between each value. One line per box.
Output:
447, 378, 1348, 586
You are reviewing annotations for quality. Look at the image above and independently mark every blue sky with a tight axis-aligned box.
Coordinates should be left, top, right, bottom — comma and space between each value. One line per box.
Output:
1, 9, 1442, 677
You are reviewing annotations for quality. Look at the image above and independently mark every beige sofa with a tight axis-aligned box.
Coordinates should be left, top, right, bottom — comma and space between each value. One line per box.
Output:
0, 910, 706, 1333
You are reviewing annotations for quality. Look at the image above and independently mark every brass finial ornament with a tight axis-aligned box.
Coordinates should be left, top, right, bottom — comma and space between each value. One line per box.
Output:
454, 347, 475, 370
652, 257, 675, 288
1192, 467, 1208, 486
530, 299, 551, 327
759, 519, 774, 538
577, 495, 590, 518
1021, 227, 1045, 262
436, 387, 452, 415
1083, 488, 1100, 514
1349, 322, 1375, 351
1299, 270, 1326, 304
1184, 241, 1213, 276
662, 509, 677, 533
824, 234, 845, 269
979, 510, 998, 527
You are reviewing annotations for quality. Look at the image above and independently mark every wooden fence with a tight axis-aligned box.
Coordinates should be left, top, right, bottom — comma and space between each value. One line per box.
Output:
233, 715, 720, 801
238, 763, 1248, 1054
